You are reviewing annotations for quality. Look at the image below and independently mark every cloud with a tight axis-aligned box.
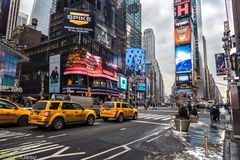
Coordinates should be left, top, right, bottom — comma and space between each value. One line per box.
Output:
141, 0, 227, 97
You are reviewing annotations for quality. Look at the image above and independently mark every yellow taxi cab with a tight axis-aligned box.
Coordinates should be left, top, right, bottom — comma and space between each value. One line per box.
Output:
0, 98, 30, 126
29, 100, 96, 130
100, 101, 138, 122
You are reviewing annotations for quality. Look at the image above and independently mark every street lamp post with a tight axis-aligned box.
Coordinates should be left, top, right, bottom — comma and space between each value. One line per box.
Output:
38, 71, 48, 100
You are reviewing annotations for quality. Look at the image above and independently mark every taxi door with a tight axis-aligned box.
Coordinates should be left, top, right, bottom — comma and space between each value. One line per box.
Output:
61, 103, 79, 123
0, 101, 18, 124
122, 103, 131, 117
71, 103, 85, 122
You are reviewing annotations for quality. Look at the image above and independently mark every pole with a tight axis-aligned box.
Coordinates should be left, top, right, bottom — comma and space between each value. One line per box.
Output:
135, 71, 137, 108
40, 73, 44, 100
204, 128, 208, 158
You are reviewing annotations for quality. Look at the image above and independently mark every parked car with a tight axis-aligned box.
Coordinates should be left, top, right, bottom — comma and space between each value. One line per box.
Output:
100, 101, 138, 122
0, 98, 30, 126
29, 100, 96, 130
69, 96, 101, 117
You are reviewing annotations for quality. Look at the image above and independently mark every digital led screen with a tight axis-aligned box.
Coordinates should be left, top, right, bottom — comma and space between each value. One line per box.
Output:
118, 76, 127, 90
179, 75, 189, 82
175, 25, 191, 44
176, 45, 192, 74
0, 50, 17, 91
215, 53, 226, 76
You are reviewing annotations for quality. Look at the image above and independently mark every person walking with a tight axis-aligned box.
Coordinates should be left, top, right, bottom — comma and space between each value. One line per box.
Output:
209, 106, 215, 124
216, 103, 220, 122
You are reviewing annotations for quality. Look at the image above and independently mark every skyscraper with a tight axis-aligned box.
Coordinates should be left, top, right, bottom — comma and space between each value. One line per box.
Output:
30, 0, 57, 36
142, 28, 155, 60
192, 0, 206, 98
126, 0, 142, 48
0, 0, 20, 39
17, 12, 28, 26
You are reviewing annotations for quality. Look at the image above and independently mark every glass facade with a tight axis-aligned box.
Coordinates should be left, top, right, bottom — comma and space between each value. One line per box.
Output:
30, 0, 56, 35
126, 0, 142, 48
0, 50, 17, 91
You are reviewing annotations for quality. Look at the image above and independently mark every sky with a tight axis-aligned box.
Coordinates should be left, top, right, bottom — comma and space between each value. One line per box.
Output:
19, 0, 228, 97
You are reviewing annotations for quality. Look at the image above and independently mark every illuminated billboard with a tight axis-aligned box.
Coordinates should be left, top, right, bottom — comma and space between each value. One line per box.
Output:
49, 55, 61, 93
64, 8, 94, 33
126, 49, 146, 76
175, 25, 191, 44
174, 1, 192, 19
118, 76, 127, 90
0, 50, 17, 91
64, 49, 117, 81
176, 45, 192, 74
126, 48, 146, 92
215, 53, 226, 76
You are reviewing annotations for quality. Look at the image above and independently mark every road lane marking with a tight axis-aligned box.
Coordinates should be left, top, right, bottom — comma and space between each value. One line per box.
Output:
38, 147, 86, 160
161, 116, 173, 121
94, 123, 101, 125
120, 128, 127, 131
48, 134, 66, 139
0, 141, 48, 152
36, 135, 45, 138
3, 145, 64, 160
153, 115, 170, 120
103, 145, 131, 160
144, 115, 164, 119
133, 120, 170, 125
81, 127, 170, 160
146, 135, 162, 143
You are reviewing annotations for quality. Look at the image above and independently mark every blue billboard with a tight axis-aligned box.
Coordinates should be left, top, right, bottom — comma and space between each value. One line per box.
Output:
0, 50, 17, 91
126, 48, 146, 76
126, 48, 146, 92
176, 45, 192, 74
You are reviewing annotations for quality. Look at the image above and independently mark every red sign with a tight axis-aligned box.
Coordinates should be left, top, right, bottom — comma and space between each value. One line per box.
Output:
174, 2, 192, 18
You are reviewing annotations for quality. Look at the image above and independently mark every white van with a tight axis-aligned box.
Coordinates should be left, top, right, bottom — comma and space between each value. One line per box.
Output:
70, 96, 101, 117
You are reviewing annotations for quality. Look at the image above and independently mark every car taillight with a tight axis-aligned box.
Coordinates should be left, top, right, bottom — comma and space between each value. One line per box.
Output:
30, 111, 33, 115
114, 109, 117, 112
44, 111, 51, 117
100, 107, 104, 111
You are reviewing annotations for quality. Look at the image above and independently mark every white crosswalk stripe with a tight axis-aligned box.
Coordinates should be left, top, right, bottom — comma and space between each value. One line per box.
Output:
138, 113, 173, 121
0, 130, 31, 141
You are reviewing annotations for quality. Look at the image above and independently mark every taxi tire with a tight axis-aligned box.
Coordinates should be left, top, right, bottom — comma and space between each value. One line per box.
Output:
86, 115, 95, 126
52, 117, 64, 130
117, 113, 124, 123
133, 113, 138, 120
103, 117, 109, 122
18, 116, 29, 127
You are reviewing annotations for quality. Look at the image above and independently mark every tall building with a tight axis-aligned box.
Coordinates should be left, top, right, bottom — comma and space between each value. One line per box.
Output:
0, 0, 20, 39
126, 0, 142, 48
30, 0, 57, 36
21, 0, 127, 99
191, 0, 206, 98
142, 28, 155, 60
17, 12, 28, 26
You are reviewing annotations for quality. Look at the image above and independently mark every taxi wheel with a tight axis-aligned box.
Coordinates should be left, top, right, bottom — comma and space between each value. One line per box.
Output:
86, 115, 95, 126
133, 113, 138, 120
52, 118, 64, 130
103, 117, 109, 122
117, 114, 124, 123
18, 116, 29, 127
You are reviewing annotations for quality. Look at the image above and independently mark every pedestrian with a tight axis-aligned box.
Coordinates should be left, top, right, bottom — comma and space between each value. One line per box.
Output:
216, 103, 220, 122
209, 106, 215, 124
188, 102, 192, 113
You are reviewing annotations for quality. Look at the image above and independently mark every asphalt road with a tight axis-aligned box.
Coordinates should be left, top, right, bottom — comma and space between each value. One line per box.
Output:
0, 108, 194, 160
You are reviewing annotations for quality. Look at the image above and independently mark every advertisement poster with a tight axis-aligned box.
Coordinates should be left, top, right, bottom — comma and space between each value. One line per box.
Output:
95, 27, 112, 50
64, 50, 117, 81
176, 45, 192, 74
126, 49, 146, 76
215, 53, 226, 76
0, 50, 17, 91
118, 76, 127, 90
49, 55, 60, 93
64, 8, 95, 33
175, 25, 191, 44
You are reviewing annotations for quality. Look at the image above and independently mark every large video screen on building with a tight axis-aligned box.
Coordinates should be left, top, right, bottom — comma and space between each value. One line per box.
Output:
49, 55, 60, 93
175, 25, 191, 44
126, 48, 146, 91
176, 45, 192, 74
0, 50, 17, 91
